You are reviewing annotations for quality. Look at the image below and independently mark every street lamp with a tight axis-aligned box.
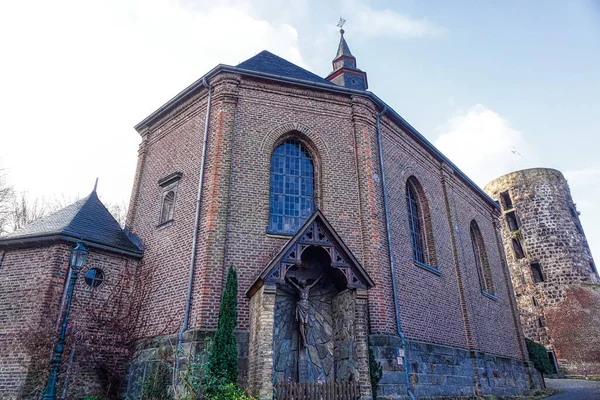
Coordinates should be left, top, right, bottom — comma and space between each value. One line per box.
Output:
43, 242, 89, 400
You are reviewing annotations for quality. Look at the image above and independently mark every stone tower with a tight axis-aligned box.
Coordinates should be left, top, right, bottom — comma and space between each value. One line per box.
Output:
485, 168, 600, 376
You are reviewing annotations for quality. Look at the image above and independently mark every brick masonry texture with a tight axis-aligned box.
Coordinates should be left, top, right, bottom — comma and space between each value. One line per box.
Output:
0, 243, 138, 399
0, 64, 542, 398
123, 71, 537, 398
485, 168, 600, 375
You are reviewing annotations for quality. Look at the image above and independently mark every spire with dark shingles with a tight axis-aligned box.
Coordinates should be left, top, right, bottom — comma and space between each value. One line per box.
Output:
326, 25, 368, 90
335, 29, 353, 59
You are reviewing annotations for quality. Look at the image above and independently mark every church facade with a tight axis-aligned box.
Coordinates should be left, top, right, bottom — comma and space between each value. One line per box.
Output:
0, 31, 542, 399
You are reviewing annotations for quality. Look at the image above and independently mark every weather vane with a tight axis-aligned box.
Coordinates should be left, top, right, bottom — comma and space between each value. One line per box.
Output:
337, 17, 346, 30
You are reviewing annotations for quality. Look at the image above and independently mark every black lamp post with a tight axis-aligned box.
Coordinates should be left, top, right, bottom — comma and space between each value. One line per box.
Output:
42, 242, 89, 400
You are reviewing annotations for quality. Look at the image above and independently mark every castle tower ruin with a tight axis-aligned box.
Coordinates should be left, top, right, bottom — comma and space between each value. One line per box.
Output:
485, 168, 600, 376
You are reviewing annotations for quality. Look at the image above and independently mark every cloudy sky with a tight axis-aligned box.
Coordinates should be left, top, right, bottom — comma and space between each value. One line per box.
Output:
0, 0, 599, 259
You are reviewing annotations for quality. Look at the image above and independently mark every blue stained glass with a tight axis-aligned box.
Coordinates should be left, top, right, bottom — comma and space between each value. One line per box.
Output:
268, 139, 314, 235
407, 181, 426, 264
271, 155, 284, 174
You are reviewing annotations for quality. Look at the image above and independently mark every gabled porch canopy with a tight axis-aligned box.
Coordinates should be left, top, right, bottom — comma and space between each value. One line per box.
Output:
246, 209, 374, 298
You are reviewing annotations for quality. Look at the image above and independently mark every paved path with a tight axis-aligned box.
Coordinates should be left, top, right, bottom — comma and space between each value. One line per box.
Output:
545, 378, 600, 400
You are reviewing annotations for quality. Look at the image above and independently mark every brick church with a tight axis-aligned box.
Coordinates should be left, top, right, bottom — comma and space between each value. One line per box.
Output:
0, 29, 543, 399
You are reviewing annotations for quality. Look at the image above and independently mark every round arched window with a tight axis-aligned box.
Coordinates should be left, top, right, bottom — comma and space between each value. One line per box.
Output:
84, 268, 105, 288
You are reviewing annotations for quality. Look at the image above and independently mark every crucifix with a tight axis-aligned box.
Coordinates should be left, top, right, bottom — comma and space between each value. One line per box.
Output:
337, 17, 346, 30
286, 275, 323, 348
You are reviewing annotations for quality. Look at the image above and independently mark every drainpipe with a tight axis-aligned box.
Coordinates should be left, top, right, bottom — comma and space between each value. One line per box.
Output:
176, 77, 212, 370
376, 106, 416, 400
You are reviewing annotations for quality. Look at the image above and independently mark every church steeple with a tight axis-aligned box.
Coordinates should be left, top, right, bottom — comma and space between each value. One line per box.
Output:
326, 21, 368, 90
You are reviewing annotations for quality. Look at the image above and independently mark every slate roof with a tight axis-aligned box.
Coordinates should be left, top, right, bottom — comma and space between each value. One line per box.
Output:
0, 191, 142, 256
335, 31, 354, 59
237, 50, 335, 86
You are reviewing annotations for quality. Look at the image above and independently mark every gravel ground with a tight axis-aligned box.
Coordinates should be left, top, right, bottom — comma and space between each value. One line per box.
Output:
545, 378, 600, 400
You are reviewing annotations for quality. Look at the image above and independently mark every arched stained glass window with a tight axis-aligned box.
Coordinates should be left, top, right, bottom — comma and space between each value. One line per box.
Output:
406, 177, 437, 269
268, 139, 314, 235
406, 181, 426, 264
470, 220, 494, 295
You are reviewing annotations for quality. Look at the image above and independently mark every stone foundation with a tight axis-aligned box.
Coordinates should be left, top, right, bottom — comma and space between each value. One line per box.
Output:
370, 334, 540, 399
125, 329, 250, 398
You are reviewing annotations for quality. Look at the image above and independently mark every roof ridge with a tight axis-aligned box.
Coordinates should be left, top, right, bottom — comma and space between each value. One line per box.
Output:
236, 50, 335, 86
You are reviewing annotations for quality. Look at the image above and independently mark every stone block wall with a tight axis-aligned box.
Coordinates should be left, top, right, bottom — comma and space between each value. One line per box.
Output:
370, 336, 534, 400
126, 329, 250, 398
485, 168, 600, 374
248, 283, 276, 399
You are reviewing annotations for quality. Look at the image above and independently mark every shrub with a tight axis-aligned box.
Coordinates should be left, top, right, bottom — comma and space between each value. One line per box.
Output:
526, 338, 554, 376
369, 346, 383, 399
208, 265, 239, 385
208, 383, 255, 400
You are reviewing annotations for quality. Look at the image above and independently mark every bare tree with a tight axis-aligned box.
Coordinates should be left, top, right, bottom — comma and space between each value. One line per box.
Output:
78, 259, 170, 399
10, 192, 53, 231
0, 166, 14, 235
104, 200, 128, 228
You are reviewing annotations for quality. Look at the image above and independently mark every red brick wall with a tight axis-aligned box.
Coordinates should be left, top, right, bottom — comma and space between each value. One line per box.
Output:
0, 245, 68, 396
0, 243, 137, 398
128, 72, 526, 360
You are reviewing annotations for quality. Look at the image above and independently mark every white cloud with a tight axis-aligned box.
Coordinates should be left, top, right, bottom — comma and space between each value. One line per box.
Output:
434, 104, 538, 187
0, 0, 305, 206
343, 1, 445, 38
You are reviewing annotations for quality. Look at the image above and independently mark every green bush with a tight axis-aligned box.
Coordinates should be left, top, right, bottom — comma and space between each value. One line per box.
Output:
208, 265, 239, 385
207, 383, 255, 400
369, 346, 383, 400
525, 338, 554, 376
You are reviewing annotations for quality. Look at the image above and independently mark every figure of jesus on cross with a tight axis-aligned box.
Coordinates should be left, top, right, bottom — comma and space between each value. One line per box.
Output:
287, 275, 323, 348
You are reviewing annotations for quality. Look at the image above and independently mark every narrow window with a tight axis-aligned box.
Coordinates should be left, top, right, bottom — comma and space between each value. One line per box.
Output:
512, 238, 525, 259
506, 211, 519, 232
500, 191, 513, 210
406, 177, 436, 268
590, 261, 597, 274
532, 296, 538, 307
157, 172, 182, 226
268, 139, 314, 235
470, 220, 494, 295
537, 317, 544, 328
159, 191, 175, 224
547, 351, 558, 374
531, 262, 544, 283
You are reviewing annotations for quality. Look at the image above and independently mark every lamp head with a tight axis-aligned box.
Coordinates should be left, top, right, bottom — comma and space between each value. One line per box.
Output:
70, 242, 89, 270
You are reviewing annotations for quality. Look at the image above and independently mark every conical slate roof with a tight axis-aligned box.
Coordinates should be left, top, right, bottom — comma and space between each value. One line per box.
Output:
0, 191, 142, 255
237, 50, 335, 86
334, 29, 354, 59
